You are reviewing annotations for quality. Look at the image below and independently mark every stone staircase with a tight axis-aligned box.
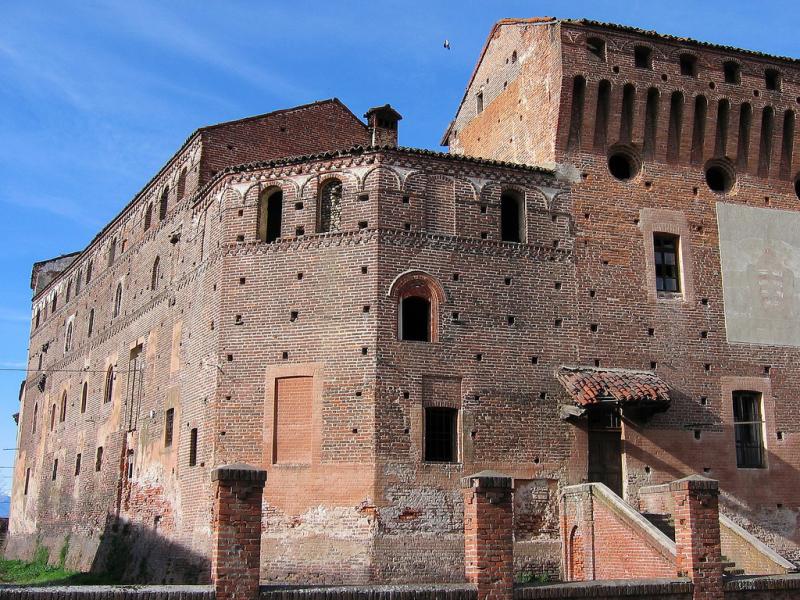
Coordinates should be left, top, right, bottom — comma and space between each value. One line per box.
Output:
640, 512, 744, 577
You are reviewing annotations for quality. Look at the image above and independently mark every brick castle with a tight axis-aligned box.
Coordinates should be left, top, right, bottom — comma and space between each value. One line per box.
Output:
5, 17, 800, 584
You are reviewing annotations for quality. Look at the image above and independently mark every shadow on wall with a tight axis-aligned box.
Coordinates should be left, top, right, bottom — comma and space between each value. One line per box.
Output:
625, 433, 800, 566
87, 513, 210, 584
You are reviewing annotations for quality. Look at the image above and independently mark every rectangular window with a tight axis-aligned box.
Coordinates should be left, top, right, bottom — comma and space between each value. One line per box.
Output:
654, 233, 681, 293
733, 391, 766, 468
273, 376, 313, 465
164, 408, 175, 447
476, 91, 484, 114
75, 453, 81, 476
424, 407, 458, 463
189, 428, 198, 467
95, 446, 103, 472
52, 458, 58, 481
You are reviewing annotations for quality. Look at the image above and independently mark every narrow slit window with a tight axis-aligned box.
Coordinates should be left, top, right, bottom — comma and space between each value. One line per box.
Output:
733, 391, 765, 468
691, 95, 708, 164
144, 204, 153, 231
159, 187, 169, 221
64, 321, 73, 353
59, 391, 67, 423
74, 453, 81, 476
780, 110, 795, 179
87, 308, 94, 338
715, 99, 730, 158
737, 103, 753, 170
80, 382, 87, 413
593, 80, 611, 150
318, 180, 342, 234
567, 76, 586, 151
189, 428, 198, 466
177, 168, 187, 200
759, 106, 775, 178
95, 446, 103, 471
476, 91, 484, 114
164, 408, 174, 447
424, 407, 458, 463
643, 88, 660, 160
500, 191, 523, 242
667, 91, 684, 163
653, 233, 681, 293
113, 283, 123, 318
104, 366, 114, 404
620, 84, 636, 143
52, 459, 58, 481
24, 468, 30, 495
151, 257, 160, 291
258, 189, 283, 243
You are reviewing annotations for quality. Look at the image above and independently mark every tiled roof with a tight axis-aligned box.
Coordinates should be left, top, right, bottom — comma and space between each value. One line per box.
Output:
556, 366, 671, 407
194, 144, 555, 202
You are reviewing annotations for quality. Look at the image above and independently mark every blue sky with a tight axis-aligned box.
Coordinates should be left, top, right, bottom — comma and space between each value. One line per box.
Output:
0, 1, 797, 505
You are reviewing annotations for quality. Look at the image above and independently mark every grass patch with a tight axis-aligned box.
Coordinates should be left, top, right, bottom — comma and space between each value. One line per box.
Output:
0, 539, 118, 586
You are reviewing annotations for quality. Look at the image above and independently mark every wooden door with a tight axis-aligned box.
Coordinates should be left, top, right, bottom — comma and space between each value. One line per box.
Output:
587, 408, 623, 497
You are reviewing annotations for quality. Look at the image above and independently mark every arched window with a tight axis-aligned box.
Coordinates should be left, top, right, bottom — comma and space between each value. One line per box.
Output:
113, 283, 123, 318
104, 366, 114, 404
75, 269, 81, 295
159, 187, 169, 221
60, 391, 67, 422
401, 297, 431, 341
257, 189, 283, 243
144, 203, 153, 231
86, 260, 93, 284
50, 404, 56, 431
80, 382, 88, 413
34, 309, 40, 329
64, 321, 73, 353
389, 271, 445, 343
51, 292, 58, 314
108, 238, 117, 267
318, 179, 342, 233
151, 257, 160, 291
66, 281, 72, 303
87, 308, 94, 337
500, 190, 523, 243
177, 168, 188, 200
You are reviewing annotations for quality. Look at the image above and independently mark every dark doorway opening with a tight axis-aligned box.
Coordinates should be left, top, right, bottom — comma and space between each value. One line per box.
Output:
587, 407, 623, 497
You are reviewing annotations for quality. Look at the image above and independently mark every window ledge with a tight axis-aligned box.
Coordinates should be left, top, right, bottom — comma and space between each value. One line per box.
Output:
656, 291, 685, 302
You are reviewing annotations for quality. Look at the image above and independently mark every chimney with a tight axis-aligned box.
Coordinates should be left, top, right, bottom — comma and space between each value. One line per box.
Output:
364, 104, 402, 147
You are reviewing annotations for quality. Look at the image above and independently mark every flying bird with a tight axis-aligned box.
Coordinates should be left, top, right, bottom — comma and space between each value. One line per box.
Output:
443, 39, 450, 50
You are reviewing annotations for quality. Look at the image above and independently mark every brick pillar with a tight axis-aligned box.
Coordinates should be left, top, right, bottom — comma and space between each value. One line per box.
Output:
461, 471, 514, 600
670, 475, 723, 600
212, 464, 267, 600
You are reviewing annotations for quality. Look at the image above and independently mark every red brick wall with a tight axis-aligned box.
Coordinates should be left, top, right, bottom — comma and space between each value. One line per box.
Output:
273, 377, 313, 465
448, 18, 800, 567
200, 100, 369, 182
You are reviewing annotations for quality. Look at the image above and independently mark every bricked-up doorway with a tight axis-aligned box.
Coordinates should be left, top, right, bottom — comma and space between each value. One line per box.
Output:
587, 407, 623, 497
